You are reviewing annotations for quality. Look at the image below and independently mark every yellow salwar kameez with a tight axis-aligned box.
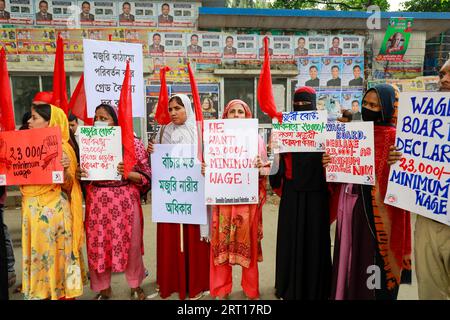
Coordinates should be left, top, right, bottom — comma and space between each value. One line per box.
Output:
20, 106, 86, 300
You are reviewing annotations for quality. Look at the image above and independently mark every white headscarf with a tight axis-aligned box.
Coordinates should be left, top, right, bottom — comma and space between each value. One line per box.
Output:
157, 93, 198, 145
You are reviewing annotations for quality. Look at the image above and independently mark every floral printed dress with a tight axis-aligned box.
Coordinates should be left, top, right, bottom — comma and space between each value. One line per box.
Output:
21, 187, 86, 300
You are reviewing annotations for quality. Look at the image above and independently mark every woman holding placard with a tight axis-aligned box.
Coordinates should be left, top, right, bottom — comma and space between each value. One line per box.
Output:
21, 104, 86, 300
206, 99, 269, 300
323, 84, 412, 300
147, 94, 210, 300
78, 104, 151, 300
270, 86, 331, 300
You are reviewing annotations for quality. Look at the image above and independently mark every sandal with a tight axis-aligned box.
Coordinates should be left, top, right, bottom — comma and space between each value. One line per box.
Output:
190, 291, 205, 300
94, 287, 112, 300
130, 287, 146, 300
94, 293, 110, 300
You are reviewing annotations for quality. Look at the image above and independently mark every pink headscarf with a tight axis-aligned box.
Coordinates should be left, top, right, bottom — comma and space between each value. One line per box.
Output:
222, 99, 252, 119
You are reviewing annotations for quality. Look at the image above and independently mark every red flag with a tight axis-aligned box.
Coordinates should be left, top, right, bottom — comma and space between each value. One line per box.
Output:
0, 47, 15, 131
118, 60, 136, 179
68, 73, 93, 125
154, 66, 171, 125
257, 36, 282, 123
51, 33, 69, 116
187, 62, 204, 162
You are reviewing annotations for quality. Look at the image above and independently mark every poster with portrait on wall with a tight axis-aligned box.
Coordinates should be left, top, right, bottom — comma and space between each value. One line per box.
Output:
342, 35, 364, 56
77, 0, 117, 27
157, 2, 198, 28
160, 32, 186, 57
259, 35, 293, 60
307, 35, 327, 56
320, 56, 343, 88
233, 34, 257, 59
2, 0, 34, 25
118, 1, 157, 27
194, 32, 221, 58
341, 90, 363, 121
297, 57, 321, 88
170, 83, 220, 120
342, 57, 364, 88
34, 0, 78, 26
328, 35, 343, 56
318, 90, 342, 121
293, 35, 309, 57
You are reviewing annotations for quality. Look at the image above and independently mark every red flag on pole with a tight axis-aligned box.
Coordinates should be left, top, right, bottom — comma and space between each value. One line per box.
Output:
187, 62, 204, 162
118, 60, 136, 179
51, 33, 69, 116
154, 66, 171, 125
257, 36, 282, 123
0, 47, 15, 132
68, 73, 94, 125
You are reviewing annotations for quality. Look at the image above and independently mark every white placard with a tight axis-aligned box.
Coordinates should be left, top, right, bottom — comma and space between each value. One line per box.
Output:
204, 119, 259, 205
151, 144, 206, 225
325, 121, 375, 185
83, 39, 144, 117
78, 126, 122, 181
272, 111, 328, 153
385, 92, 450, 225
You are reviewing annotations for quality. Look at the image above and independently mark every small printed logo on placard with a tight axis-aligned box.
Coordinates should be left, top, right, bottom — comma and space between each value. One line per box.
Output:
52, 171, 64, 184
327, 173, 337, 181
206, 197, 213, 204
387, 194, 397, 204
365, 175, 375, 184
0, 175, 6, 186
251, 196, 257, 202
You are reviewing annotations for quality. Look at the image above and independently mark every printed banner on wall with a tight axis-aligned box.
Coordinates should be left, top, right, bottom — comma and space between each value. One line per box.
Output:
204, 119, 259, 205
385, 92, 450, 225
78, 126, 123, 181
272, 111, 327, 153
151, 144, 206, 225
377, 17, 413, 62
325, 121, 375, 185
83, 39, 144, 117
0, 127, 64, 186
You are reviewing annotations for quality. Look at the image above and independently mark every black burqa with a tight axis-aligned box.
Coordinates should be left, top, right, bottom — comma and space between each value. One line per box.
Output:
0, 187, 8, 300
270, 87, 331, 300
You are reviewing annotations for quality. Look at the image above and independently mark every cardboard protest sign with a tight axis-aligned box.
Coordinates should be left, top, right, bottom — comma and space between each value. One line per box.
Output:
78, 126, 122, 181
204, 119, 259, 205
83, 39, 144, 117
325, 121, 375, 185
377, 17, 413, 62
385, 92, 450, 225
272, 111, 327, 153
0, 127, 64, 186
151, 144, 206, 225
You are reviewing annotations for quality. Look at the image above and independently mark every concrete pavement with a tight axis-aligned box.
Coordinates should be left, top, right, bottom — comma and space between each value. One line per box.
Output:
4, 196, 418, 300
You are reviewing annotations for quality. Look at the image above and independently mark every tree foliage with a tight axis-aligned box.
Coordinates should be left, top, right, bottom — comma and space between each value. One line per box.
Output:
270, 0, 389, 11
401, 0, 450, 12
